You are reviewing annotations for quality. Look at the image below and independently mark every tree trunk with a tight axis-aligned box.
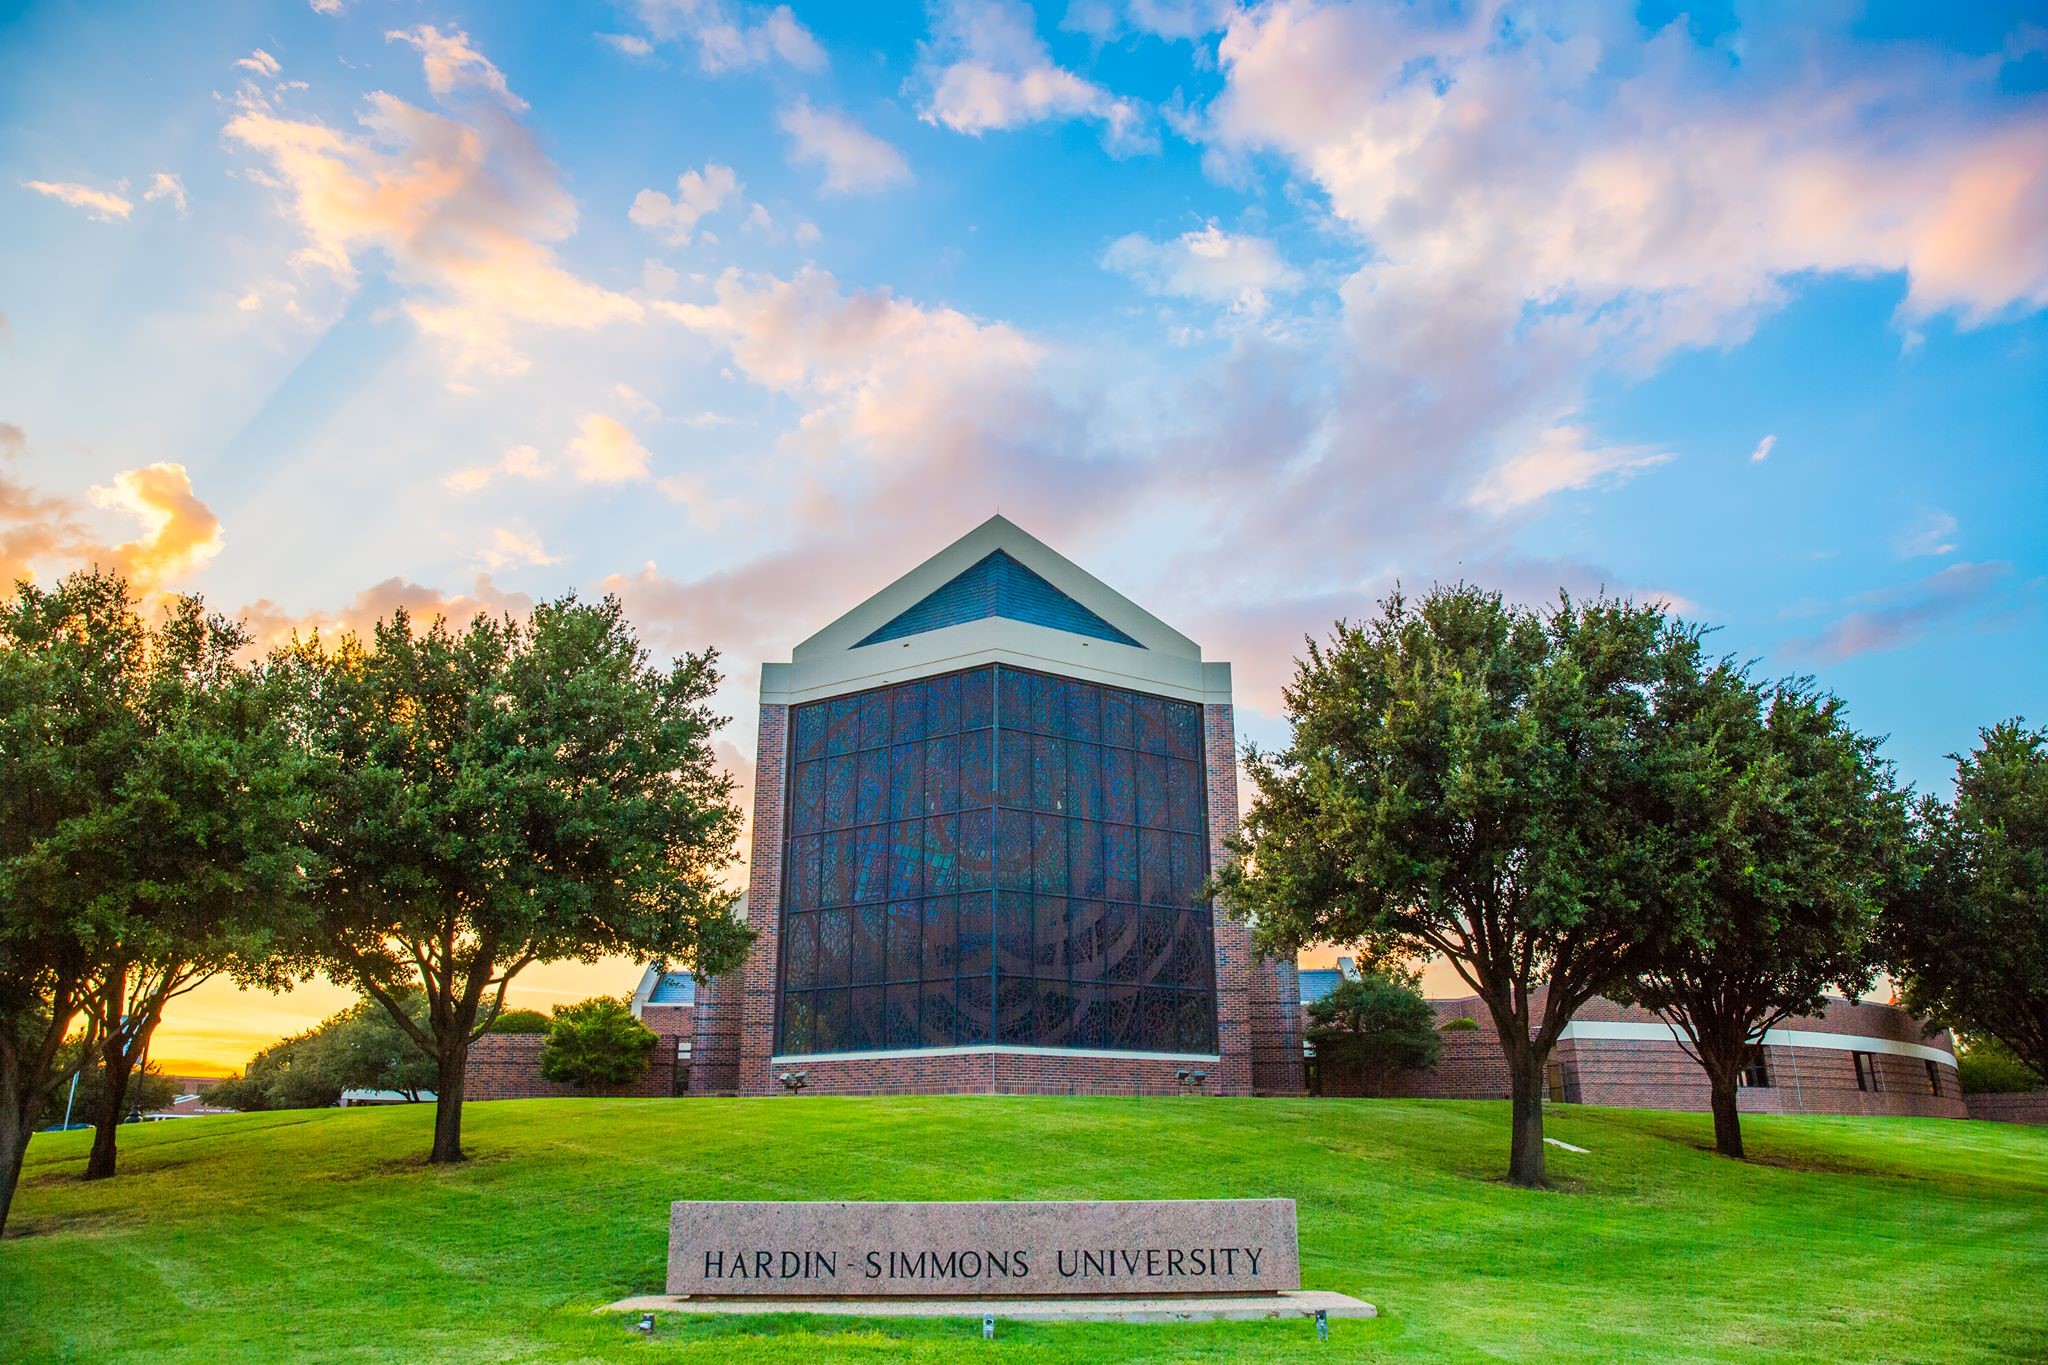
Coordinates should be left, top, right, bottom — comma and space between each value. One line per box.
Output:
1506, 1043, 1548, 1188
0, 1066, 30, 1236
429, 1037, 470, 1165
84, 1030, 138, 1181
1708, 1064, 1745, 1159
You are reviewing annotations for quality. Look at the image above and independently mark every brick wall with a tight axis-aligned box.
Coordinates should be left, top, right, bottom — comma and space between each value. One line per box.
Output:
1316, 991, 1968, 1119
1204, 702, 1305, 1098
718, 703, 789, 1097
755, 1048, 1219, 1097
1966, 1090, 2048, 1125
463, 1033, 683, 1101
1203, 702, 1253, 1097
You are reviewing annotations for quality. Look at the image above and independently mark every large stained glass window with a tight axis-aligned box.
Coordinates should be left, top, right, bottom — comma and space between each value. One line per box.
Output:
776, 665, 1215, 1056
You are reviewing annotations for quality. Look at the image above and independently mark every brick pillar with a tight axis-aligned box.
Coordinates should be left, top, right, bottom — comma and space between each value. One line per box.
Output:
733, 703, 790, 1096
1205, 703, 1253, 1097
686, 977, 739, 1095
1204, 703, 1306, 1096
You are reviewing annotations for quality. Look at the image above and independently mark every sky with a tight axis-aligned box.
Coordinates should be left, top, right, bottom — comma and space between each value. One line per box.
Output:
2, 0, 2044, 1073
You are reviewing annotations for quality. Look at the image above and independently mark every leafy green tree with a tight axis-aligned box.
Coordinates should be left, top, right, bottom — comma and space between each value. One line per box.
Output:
538, 996, 660, 1091
488, 1009, 550, 1035
1, 571, 304, 1222
1618, 677, 1907, 1158
275, 596, 750, 1163
1214, 585, 1698, 1186
1885, 721, 2048, 1082
1305, 971, 1442, 1096
209, 991, 436, 1112
67, 591, 308, 1179
1955, 1033, 2042, 1095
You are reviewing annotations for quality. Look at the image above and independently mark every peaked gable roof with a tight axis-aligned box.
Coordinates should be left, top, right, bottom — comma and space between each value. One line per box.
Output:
792, 515, 1200, 662
854, 549, 1143, 649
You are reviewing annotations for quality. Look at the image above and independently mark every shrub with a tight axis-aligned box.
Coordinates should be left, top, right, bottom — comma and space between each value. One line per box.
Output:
537, 997, 659, 1092
488, 1009, 550, 1035
1306, 971, 1443, 1096
1957, 1035, 2044, 1094
1441, 1017, 1480, 1031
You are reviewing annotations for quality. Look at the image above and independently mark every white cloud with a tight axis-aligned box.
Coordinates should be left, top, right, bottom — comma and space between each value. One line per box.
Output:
1468, 425, 1671, 515
597, 32, 655, 57
1749, 434, 1776, 463
1899, 510, 1959, 558
87, 463, 225, 585
629, 163, 742, 245
225, 28, 642, 377
614, 384, 662, 419
235, 49, 282, 77
633, 0, 826, 74
143, 172, 187, 214
386, 25, 527, 111
476, 526, 561, 570
1101, 223, 1301, 315
308, 0, 347, 13
918, 0, 1156, 156
443, 443, 547, 494
22, 178, 132, 220
566, 413, 652, 483
778, 100, 913, 195
1063, 0, 1233, 42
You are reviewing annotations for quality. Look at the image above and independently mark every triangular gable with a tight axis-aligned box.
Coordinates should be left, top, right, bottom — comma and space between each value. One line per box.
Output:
854, 550, 1143, 649
792, 515, 1201, 661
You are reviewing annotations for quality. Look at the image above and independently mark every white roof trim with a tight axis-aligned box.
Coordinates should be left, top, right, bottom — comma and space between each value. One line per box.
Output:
793, 516, 1199, 661
763, 517, 1230, 707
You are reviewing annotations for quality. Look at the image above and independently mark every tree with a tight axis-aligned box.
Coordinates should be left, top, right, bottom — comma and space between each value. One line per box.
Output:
64, 590, 308, 1179
1214, 585, 1697, 1186
2, 571, 302, 1220
538, 996, 660, 1092
1618, 676, 1906, 1158
1955, 1033, 2042, 1095
208, 992, 436, 1112
276, 596, 750, 1163
1305, 971, 1442, 1097
488, 1009, 550, 1035
1884, 721, 2048, 1082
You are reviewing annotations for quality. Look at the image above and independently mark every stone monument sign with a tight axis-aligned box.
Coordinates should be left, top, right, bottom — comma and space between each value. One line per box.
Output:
666, 1199, 1300, 1298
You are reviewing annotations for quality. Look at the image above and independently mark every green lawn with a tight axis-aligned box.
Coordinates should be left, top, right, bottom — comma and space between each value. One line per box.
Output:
3, 1097, 2043, 1362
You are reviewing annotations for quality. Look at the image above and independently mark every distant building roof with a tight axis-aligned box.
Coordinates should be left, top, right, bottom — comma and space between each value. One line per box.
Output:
1300, 969, 1345, 1006
648, 972, 697, 1005
1299, 956, 1360, 1006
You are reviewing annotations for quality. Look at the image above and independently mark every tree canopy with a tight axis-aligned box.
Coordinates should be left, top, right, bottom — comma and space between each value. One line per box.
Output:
0, 570, 306, 1225
274, 594, 750, 1162
1617, 674, 1906, 1157
209, 992, 436, 1112
1884, 720, 2048, 1082
1215, 584, 1703, 1185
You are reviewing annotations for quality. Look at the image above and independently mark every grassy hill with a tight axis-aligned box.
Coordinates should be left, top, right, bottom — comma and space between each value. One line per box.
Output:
4, 1096, 2044, 1362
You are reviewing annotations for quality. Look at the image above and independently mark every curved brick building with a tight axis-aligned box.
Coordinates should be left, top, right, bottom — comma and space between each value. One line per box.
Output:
1302, 967, 1967, 1120
685, 516, 1305, 1097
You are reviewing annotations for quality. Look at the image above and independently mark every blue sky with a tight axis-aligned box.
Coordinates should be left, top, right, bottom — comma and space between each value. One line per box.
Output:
3, 1, 2043, 1061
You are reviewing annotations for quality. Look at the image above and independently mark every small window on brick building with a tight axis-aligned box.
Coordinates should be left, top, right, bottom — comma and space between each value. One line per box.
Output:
677, 1039, 693, 1061
1853, 1051, 1883, 1093
1738, 1046, 1771, 1089
1925, 1059, 1941, 1096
